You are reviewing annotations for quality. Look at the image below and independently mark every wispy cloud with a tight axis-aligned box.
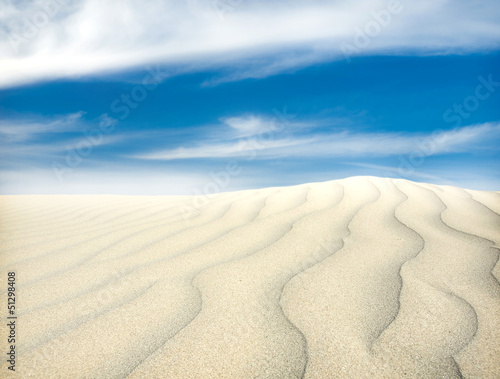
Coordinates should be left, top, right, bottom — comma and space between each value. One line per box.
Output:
1, 0, 499, 88
135, 138, 311, 160
132, 119, 500, 161
223, 115, 272, 138
0, 112, 86, 142
0, 112, 123, 162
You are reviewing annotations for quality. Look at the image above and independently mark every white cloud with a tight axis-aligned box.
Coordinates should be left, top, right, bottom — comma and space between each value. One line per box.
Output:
135, 138, 311, 160
0, 0, 499, 88
0, 112, 86, 142
223, 115, 270, 138
0, 112, 124, 162
132, 120, 500, 160
427, 123, 500, 153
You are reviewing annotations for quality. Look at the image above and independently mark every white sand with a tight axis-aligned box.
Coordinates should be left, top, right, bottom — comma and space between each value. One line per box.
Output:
0, 176, 499, 378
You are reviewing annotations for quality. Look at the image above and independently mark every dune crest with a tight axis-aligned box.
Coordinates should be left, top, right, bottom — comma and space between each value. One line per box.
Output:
1, 177, 499, 378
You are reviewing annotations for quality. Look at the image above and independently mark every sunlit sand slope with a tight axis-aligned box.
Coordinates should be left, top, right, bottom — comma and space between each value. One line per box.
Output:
1, 177, 499, 378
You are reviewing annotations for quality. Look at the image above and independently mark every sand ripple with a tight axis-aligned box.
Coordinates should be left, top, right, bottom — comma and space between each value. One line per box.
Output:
1, 177, 499, 378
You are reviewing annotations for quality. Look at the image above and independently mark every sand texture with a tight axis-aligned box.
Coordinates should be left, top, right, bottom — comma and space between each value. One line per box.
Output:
1, 177, 499, 378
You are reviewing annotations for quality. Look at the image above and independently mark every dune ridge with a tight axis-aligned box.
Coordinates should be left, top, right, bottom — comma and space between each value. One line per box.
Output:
1, 177, 499, 378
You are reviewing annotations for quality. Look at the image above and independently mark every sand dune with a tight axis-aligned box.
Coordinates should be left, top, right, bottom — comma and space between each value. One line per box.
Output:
1, 177, 499, 378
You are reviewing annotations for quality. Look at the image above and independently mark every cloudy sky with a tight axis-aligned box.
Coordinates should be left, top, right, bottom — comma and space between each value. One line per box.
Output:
1, 0, 499, 194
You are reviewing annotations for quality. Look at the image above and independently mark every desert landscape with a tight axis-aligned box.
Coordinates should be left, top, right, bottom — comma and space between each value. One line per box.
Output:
2, 0, 499, 377
1, 176, 499, 378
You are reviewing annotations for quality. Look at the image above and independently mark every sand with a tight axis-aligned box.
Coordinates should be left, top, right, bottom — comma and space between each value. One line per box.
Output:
0, 176, 499, 378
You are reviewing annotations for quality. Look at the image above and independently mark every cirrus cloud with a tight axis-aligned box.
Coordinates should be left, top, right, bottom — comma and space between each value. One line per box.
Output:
1, 0, 499, 88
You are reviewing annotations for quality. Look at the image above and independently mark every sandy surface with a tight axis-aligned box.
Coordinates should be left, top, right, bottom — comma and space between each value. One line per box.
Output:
0, 176, 499, 378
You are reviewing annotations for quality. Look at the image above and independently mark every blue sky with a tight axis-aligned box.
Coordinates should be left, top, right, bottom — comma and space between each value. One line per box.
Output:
1, 0, 499, 194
